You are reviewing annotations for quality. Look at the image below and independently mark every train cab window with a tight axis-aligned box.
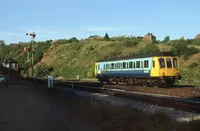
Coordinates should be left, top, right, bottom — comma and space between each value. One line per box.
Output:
129, 62, 133, 68
166, 58, 172, 68
153, 61, 155, 68
136, 61, 140, 68
173, 58, 178, 68
144, 60, 149, 68
159, 58, 165, 68
123, 62, 126, 69
98, 64, 100, 70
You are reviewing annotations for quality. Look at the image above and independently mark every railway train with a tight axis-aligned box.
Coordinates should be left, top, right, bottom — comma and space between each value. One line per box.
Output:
94, 52, 182, 87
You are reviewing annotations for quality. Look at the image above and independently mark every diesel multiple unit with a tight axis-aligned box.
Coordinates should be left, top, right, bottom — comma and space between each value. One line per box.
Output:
95, 52, 181, 87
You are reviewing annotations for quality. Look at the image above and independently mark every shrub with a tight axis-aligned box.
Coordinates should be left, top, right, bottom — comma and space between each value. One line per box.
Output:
139, 44, 160, 56
171, 41, 199, 58
123, 40, 138, 47
85, 69, 95, 78
35, 64, 53, 77
68, 37, 79, 43
188, 62, 199, 69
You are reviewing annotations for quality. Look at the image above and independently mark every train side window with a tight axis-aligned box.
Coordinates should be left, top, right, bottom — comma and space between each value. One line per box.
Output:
144, 60, 149, 68
127, 63, 129, 69
111, 63, 114, 69
153, 61, 155, 68
173, 58, 178, 68
159, 58, 165, 68
123, 62, 126, 69
133, 62, 135, 68
141, 61, 143, 68
120, 63, 123, 69
166, 58, 172, 68
103, 64, 105, 69
136, 61, 140, 68
129, 62, 133, 68
98, 64, 100, 70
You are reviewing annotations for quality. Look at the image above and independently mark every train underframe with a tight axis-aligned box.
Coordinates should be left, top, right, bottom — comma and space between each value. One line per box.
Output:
98, 75, 178, 88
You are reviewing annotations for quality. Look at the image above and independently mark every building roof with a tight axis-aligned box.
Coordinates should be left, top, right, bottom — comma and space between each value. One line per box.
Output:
5, 58, 18, 63
97, 52, 175, 62
194, 34, 200, 40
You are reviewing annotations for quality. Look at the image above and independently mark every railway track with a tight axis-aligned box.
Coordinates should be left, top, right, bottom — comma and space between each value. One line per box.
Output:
25, 78, 200, 113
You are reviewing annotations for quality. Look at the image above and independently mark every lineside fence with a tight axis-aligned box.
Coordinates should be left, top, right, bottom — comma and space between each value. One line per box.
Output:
20, 77, 102, 88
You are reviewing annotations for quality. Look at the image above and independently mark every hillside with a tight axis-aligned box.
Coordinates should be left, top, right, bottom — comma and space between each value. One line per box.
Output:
1, 37, 200, 86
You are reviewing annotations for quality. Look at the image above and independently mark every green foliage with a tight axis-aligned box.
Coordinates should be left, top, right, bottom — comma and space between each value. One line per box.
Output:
171, 42, 187, 56
0, 40, 5, 46
33, 40, 52, 65
104, 33, 110, 41
163, 36, 170, 43
123, 39, 139, 47
35, 63, 53, 77
188, 62, 199, 69
85, 69, 95, 78
170, 41, 199, 60
138, 44, 160, 55
68, 37, 79, 43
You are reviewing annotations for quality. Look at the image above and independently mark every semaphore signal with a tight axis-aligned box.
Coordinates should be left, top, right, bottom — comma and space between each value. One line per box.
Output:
26, 33, 36, 38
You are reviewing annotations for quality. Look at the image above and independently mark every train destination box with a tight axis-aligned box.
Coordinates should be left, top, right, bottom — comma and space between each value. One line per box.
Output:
48, 76, 54, 88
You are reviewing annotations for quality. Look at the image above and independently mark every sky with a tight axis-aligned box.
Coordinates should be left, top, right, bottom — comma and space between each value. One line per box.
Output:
0, 0, 200, 44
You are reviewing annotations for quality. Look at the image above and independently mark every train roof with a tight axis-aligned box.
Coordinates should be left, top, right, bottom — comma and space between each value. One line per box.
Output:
97, 52, 175, 62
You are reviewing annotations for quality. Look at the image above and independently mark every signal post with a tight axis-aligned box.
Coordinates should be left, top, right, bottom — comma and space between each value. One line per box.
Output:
25, 32, 36, 80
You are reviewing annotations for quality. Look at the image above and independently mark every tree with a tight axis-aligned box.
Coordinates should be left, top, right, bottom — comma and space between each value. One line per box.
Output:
68, 37, 79, 43
0, 40, 5, 46
163, 36, 170, 43
104, 33, 110, 41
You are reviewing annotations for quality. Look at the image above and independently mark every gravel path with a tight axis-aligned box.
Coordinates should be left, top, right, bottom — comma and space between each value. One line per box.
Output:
0, 84, 100, 131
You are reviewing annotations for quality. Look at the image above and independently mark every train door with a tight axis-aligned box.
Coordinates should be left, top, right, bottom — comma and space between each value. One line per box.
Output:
150, 57, 158, 77
158, 57, 167, 76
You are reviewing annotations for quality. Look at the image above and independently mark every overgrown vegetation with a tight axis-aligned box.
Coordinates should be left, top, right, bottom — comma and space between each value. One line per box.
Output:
1, 35, 200, 85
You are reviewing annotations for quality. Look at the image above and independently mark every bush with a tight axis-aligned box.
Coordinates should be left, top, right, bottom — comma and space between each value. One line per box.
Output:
35, 64, 53, 77
171, 42, 199, 59
188, 62, 199, 69
123, 40, 138, 47
85, 69, 95, 78
138, 44, 160, 56
68, 37, 79, 43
